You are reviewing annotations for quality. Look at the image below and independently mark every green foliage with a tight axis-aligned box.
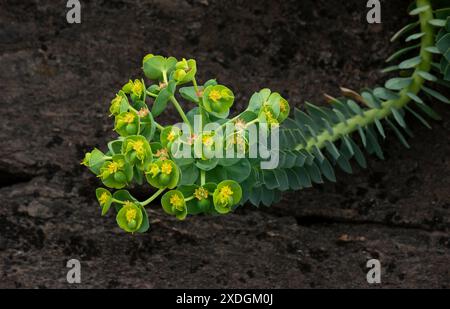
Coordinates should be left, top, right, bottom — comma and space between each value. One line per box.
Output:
83, 0, 449, 234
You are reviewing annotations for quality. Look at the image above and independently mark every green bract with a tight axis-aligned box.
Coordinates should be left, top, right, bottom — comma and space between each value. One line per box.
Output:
98, 155, 133, 189
110, 91, 129, 116
83, 0, 450, 234
81, 148, 107, 174
115, 111, 140, 136
194, 131, 223, 161
160, 126, 181, 147
122, 135, 153, 170
96, 188, 112, 216
122, 79, 145, 102
112, 190, 150, 233
213, 180, 242, 214
116, 201, 144, 233
161, 190, 187, 220
252, 91, 290, 127
203, 85, 235, 118
145, 159, 180, 189
173, 58, 197, 85
143, 55, 177, 81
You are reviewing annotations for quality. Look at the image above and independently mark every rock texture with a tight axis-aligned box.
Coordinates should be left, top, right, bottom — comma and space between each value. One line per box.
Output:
0, 0, 448, 288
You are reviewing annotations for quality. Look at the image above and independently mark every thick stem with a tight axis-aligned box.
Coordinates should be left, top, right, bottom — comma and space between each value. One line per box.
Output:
296, 0, 434, 152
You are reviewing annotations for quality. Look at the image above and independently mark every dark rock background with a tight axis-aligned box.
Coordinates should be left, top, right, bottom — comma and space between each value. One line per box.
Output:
0, 0, 448, 288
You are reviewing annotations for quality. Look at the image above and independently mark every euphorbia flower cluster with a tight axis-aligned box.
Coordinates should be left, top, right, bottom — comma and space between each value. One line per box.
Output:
82, 54, 290, 233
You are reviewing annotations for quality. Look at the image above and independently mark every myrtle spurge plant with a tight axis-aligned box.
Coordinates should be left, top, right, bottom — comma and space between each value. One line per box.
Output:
83, 0, 450, 234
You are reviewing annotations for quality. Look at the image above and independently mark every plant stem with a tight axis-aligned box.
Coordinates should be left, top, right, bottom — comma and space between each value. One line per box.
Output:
155, 122, 165, 131
141, 188, 165, 206
296, 0, 434, 152
193, 77, 200, 94
184, 196, 195, 202
193, 77, 206, 130
146, 91, 158, 98
245, 118, 259, 127
128, 105, 139, 113
200, 170, 206, 185
170, 96, 193, 131
112, 198, 126, 205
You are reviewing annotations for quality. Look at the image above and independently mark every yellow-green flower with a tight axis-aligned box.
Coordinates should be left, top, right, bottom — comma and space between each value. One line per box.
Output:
194, 187, 209, 200
213, 180, 242, 214
95, 188, 113, 216
161, 162, 173, 175
98, 155, 132, 189
209, 89, 222, 102
131, 79, 144, 97
99, 192, 109, 205
167, 130, 177, 142
202, 134, 214, 147
202, 85, 235, 117
218, 185, 233, 205
121, 136, 153, 171
115, 111, 140, 136
110, 94, 123, 116
130, 139, 145, 159
125, 203, 137, 223
145, 160, 180, 189
169, 194, 184, 211
105, 160, 123, 176
262, 106, 279, 126
116, 201, 144, 233
161, 190, 187, 220
124, 112, 135, 124
160, 126, 181, 147
148, 163, 160, 178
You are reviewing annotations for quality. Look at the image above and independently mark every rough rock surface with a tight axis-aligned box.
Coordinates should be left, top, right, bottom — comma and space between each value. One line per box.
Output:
0, 0, 448, 288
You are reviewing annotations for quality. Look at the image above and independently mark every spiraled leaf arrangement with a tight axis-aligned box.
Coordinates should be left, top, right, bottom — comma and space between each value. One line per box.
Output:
82, 0, 449, 234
